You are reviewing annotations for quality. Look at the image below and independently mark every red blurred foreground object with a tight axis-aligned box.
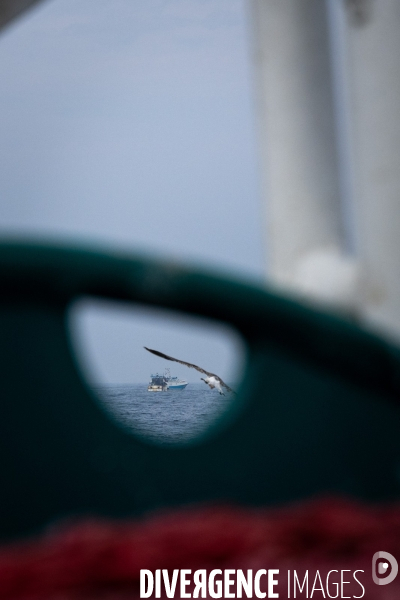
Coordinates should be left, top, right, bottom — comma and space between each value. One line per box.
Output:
0, 498, 399, 599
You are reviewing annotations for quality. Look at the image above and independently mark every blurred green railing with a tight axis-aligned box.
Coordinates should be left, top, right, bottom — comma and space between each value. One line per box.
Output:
1, 241, 400, 540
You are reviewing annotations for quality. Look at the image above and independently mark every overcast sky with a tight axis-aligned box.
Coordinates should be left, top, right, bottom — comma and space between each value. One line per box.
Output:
0, 0, 263, 384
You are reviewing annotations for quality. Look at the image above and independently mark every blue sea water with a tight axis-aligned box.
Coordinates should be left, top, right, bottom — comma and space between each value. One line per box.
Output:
95, 383, 234, 444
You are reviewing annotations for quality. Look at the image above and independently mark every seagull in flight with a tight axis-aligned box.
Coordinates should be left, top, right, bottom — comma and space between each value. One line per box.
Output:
144, 347, 235, 395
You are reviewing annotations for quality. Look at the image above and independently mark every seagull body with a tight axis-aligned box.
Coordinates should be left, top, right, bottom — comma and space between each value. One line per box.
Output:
201, 376, 224, 395
144, 347, 235, 395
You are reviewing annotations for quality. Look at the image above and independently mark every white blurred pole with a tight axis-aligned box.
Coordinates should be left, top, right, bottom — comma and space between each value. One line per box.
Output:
251, 0, 400, 339
345, 0, 400, 338
250, 0, 359, 310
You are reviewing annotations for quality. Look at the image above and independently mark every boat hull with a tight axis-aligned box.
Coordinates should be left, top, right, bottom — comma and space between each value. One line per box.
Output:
167, 383, 188, 390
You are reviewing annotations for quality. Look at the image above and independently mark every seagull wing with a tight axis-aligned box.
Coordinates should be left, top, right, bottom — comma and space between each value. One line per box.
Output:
144, 347, 214, 376
218, 380, 236, 394
144, 347, 236, 394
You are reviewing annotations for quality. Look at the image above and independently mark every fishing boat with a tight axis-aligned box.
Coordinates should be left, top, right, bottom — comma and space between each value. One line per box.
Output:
147, 369, 188, 392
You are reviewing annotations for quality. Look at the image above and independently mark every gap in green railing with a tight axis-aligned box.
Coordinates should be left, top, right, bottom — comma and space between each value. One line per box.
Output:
69, 298, 245, 444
